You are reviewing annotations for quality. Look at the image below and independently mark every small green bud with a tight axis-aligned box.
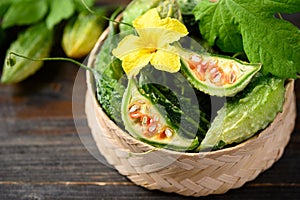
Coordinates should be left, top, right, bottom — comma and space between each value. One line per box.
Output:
6, 54, 16, 67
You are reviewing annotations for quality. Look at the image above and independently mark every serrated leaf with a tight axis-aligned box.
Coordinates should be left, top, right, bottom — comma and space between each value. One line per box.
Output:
46, 0, 75, 29
2, 0, 48, 28
240, 15, 300, 78
193, 0, 243, 53
193, 0, 300, 78
252, 0, 300, 14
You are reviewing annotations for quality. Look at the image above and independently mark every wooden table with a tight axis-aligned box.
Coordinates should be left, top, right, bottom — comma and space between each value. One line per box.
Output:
1, 55, 299, 200
1, 3, 300, 200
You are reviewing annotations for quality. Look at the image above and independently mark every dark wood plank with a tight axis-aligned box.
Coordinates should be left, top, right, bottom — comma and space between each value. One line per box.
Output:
0, 63, 300, 198
1, 129, 299, 183
0, 69, 299, 199
0, 183, 300, 200
0, 6, 299, 200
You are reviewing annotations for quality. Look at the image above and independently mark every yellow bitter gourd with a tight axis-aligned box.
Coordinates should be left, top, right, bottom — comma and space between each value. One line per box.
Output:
62, 11, 105, 59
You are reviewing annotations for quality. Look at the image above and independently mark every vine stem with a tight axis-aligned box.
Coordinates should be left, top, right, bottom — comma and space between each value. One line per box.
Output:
81, 0, 96, 14
8, 52, 98, 75
80, 0, 133, 28
277, 13, 284, 20
232, 52, 244, 58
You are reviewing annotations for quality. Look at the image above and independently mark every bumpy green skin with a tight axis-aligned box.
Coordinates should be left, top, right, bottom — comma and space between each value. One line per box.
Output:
178, 0, 201, 15
95, 59, 126, 127
180, 53, 261, 97
122, 78, 199, 152
1, 23, 53, 83
94, 10, 127, 127
198, 75, 285, 151
94, 8, 120, 74
156, 0, 182, 20
94, 30, 115, 74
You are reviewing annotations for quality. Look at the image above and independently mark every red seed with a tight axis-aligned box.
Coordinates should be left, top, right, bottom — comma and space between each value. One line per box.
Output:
164, 127, 173, 138
141, 115, 151, 125
229, 71, 236, 83
129, 104, 140, 113
148, 123, 157, 133
153, 114, 160, 122
144, 126, 157, 138
129, 112, 142, 119
188, 61, 196, 70
190, 55, 202, 63
189, 55, 202, 70
195, 70, 205, 81
159, 131, 167, 139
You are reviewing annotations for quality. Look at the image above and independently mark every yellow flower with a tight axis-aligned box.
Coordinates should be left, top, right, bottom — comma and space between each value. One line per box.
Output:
112, 8, 188, 76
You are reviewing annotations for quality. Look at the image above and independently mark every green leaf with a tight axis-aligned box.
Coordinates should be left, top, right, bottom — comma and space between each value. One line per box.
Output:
193, 0, 300, 78
251, 0, 300, 14
240, 14, 300, 78
193, 0, 243, 53
0, 0, 13, 18
46, 0, 75, 29
2, 0, 48, 28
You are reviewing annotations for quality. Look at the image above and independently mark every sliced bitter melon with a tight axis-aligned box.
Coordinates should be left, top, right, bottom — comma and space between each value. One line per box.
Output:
138, 68, 211, 141
180, 50, 261, 97
122, 78, 199, 151
198, 75, 286, 151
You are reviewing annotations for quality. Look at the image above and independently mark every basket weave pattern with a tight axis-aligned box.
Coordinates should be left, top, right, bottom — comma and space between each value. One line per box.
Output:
85, 30, 296, 196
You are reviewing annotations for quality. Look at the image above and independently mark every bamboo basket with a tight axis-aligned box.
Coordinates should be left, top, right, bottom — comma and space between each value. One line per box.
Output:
84, 29, 296, 196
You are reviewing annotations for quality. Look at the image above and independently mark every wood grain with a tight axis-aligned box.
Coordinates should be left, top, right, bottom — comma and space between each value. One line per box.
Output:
0, 63, 299, 199
0, 4, 299, 200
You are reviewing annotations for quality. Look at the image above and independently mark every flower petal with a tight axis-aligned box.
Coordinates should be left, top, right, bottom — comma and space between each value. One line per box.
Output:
133, 8, 161, 29
150, 47, 180, 73
159, 17, 188, 36
133, 8, 188, 44
137, 28, 162, 48
112, 35, 144, 59
122, 49, 153, 76
113, 8, 189, 76
157, 18, 188, 43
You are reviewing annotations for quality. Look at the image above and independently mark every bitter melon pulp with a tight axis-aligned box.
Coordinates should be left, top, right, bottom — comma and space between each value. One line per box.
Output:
137, 68, 211, 141
121, 78, 200, 151
180, 50, 261, 97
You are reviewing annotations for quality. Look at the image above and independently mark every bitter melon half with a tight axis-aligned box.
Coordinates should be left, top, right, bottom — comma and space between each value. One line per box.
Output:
198, 74, 286, 151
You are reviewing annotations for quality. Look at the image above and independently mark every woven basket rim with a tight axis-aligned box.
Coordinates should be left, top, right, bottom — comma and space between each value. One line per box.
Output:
86, 27, 295, 158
